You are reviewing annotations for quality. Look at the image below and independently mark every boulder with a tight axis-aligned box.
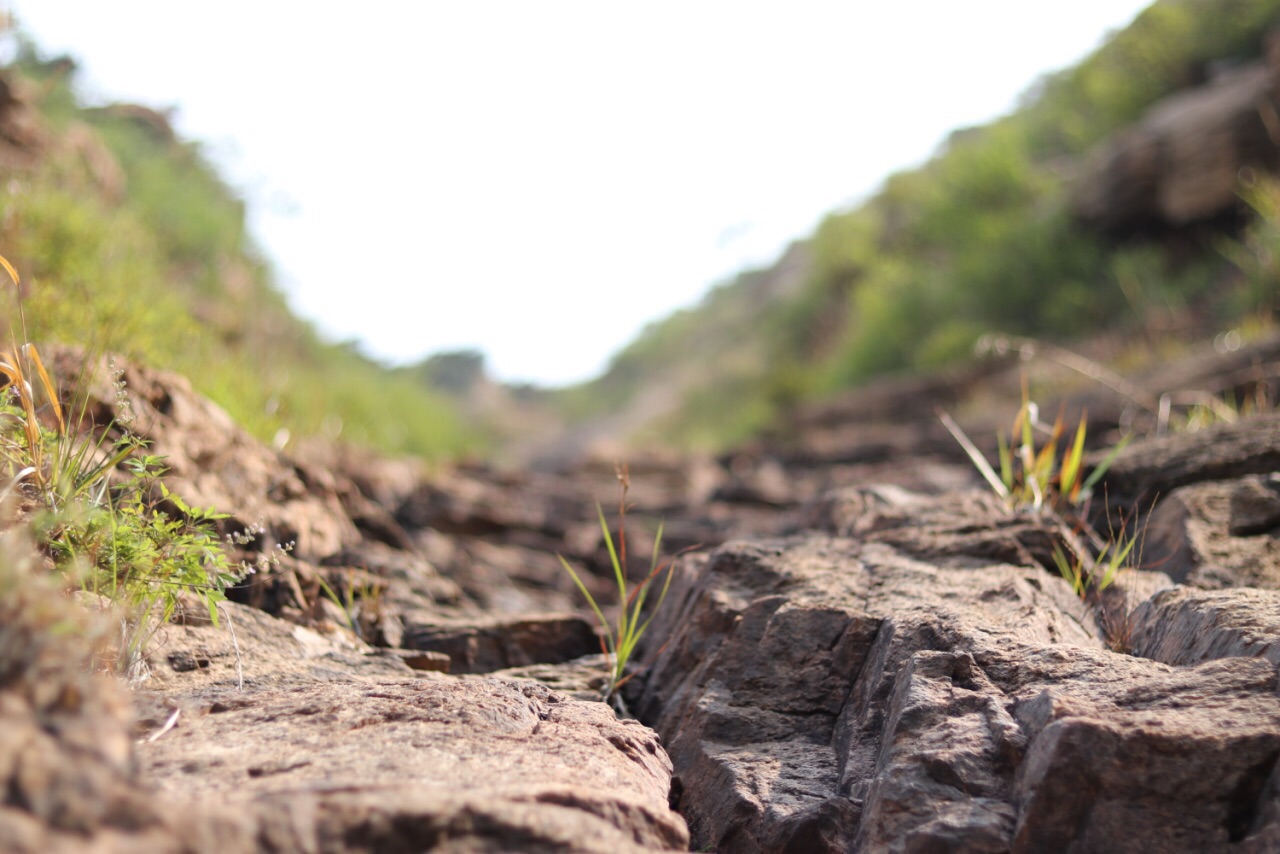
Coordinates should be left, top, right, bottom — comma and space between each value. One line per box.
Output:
1097, 412, 1280, 523
1139, 476, 1280, 588
1071, 59, 1280, 233
47, 348, 359, 563
628, 493, 1280, 851
1129, 586, 1280, 666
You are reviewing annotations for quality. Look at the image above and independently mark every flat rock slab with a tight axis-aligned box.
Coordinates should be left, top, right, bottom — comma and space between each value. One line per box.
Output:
140, 600, 417, 694
119, 601, 688, 851
138, 678, 688, 852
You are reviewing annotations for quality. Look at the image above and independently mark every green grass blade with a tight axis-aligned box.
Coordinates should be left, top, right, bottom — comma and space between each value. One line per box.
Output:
1051, 546, 1084, 597
1097, 533, 1138, 591
632, 560, 678, 650
1080, 433, 1133, 496
558, 554, 617, 659
1060, 418, 1087, 499
939, 410, 1009, 499
623, 520, 667, 638
649, 520, 665, 574
997, 431, 1013, 492
596, 503, 629, 641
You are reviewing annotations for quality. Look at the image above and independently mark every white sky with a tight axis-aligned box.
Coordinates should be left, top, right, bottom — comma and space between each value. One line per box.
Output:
7, 1, 1152, 386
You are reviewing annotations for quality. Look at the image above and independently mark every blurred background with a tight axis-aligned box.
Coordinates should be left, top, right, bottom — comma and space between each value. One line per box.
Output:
2, 0, 1277, 462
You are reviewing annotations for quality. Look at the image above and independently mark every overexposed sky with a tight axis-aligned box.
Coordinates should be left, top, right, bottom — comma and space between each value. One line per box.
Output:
8, 2, 1152, 385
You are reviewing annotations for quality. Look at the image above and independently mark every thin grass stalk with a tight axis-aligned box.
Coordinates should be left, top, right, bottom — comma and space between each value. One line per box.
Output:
596, 504, 629, 659
1079, 434, 1132, 497
1060, 417, 1088, 500
938, 410, 1008, 499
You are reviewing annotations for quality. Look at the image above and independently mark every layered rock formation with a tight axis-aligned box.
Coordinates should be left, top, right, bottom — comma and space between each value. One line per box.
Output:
628, 497, 1280, 851
4, 339, 1280, 851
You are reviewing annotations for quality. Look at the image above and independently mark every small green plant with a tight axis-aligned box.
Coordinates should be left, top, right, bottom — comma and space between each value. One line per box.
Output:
557, 464, 682, 701
940, 379, 1129, 512
0, 253, 246, 675
1051, 532, 1136, 600
943, 383, 1153, 651
1052, 504, 1149, 652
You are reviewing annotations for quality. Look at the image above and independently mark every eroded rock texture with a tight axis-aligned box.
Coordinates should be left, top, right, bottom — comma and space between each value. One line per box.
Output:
13, 342, 1280, 853
140, 678, 687, 852
630, 487, 1280, 852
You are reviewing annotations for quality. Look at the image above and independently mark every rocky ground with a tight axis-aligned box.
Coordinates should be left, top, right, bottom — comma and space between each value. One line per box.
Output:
4, 334, 1280, 852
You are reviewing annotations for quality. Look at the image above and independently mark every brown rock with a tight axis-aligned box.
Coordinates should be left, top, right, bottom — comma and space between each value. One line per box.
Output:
1129, 586, 1280, 666
629, 492, 1280, 852
1230, 474, 1280, 536
1139, 477, 1280, 588
1097, 412, 1280, 522
46, 347, 359, 563
0, 536, 178, 852
1011, 657, 1280, 852
139, 599, 417, 693
804, 487, 1069, 569
402, 613, 599, 674
139, 678, 688, 852
1071, 60, 1280, 232
629, 518, 1099, 851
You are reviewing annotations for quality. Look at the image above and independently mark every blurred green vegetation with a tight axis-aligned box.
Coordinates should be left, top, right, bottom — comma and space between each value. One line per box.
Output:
2, 43, 476, 460
565, 0, 1280, 449
10, 0, 1280, 461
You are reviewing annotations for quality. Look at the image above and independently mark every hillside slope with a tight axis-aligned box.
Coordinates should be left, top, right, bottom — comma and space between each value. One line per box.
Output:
564, 0, 1280, 452
0, 42, 477, 460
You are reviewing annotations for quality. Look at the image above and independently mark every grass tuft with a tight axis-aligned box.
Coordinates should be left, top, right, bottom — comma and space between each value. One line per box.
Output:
940, 377, 1129, 513
0, 251, 249, 678
558, 463, 688, 701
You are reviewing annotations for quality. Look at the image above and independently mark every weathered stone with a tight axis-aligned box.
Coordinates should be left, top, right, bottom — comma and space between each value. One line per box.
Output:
46, 348, 360, 563
402, 613, 599, 674
1071, 59, 1280, 232
1097, 412, 1280, 522
1129, 586, 1280, 666
629, 516, 1102, 852
139, 599, 417, 693
1139, 477, 1280, 588
485, 654, 613, 702
1231, 474, 1280, 536
1011, 657, 1280, 853
0, 537, 178, 853
139, 678, 689, 852
630, 491, 1280, 852
804, 487, 1069, 569
399, 649, 453, 672
414, 528, 589, 614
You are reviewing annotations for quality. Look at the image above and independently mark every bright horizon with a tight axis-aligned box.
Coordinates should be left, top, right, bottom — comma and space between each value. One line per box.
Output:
7, 2, 1153, 386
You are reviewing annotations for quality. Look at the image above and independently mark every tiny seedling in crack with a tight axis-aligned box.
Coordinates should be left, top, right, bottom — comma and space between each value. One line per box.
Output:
558, 463, 689, 702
